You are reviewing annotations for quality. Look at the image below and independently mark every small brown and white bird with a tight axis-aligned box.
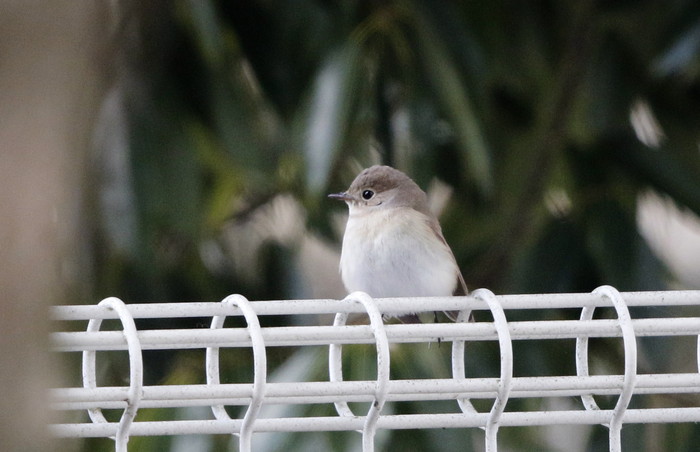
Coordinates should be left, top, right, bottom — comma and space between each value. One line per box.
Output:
329, 165, 467, 322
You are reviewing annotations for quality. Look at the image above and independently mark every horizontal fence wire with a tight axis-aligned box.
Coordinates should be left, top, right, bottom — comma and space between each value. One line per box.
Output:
49, 287, 700, 452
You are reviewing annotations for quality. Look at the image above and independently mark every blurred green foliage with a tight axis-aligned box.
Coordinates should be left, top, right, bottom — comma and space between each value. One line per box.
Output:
82, 0, 700, 450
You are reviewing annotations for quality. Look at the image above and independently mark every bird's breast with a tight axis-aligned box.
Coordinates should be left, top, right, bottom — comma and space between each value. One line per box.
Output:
339, 208, 458, 297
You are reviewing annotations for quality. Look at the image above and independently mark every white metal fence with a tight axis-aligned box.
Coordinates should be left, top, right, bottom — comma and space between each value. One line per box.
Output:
50, 286, 700, 452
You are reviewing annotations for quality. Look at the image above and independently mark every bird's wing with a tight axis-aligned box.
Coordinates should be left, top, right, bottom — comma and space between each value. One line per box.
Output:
427, 217, 468, 294
428, 217, 471, 321
453, 271, 468, 296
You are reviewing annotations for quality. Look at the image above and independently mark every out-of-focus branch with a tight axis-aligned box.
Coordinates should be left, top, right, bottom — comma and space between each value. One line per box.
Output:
477, 2, 598, 287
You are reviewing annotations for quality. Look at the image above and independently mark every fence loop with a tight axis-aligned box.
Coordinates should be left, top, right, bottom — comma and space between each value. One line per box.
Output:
328, 307, 355, 418
576, 286, 638, 452
594, 286, 638, 452
82, 297, 143, 452
329, 292, 390, 452
451, 303, 478, 414
206, 294, 267, 452
474, 289, 513, 452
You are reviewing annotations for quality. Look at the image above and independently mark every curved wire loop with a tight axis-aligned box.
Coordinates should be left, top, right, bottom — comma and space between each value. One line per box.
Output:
451, 302, 478, 414
206, 294, 267, 452
697, 332, 700, 374
82, 297, 143, 452
328, 309, 354, 418
576, 285, 637, 452
473, 289, 513, 452
328, 292, 390, 452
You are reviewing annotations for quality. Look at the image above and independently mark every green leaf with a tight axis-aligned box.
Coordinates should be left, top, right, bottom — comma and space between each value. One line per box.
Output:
409, 8, 493, 193
585, 199, 664, 291
509, 218, 592, 293
654, 18, 700, 77
299, 42, 365, 195
602, 133, 700, 218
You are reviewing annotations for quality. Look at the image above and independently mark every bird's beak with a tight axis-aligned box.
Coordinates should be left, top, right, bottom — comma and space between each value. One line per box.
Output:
328, 192, 353, 202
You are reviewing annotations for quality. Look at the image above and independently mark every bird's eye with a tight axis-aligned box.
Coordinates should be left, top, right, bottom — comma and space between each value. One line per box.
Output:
361, 189, 374, 200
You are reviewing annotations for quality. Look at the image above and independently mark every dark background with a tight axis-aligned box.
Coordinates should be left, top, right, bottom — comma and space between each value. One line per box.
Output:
2, 1, 700, 451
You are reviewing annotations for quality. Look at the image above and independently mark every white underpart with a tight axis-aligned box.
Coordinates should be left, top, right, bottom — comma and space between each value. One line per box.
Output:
339, 205, 458, 299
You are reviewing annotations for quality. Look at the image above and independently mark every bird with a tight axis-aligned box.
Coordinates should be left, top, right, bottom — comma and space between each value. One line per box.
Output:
329, 165, 467, 323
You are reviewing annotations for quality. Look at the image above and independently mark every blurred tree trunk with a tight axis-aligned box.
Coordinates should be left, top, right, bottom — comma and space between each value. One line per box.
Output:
0, 2, 106, 450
